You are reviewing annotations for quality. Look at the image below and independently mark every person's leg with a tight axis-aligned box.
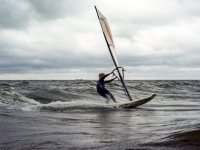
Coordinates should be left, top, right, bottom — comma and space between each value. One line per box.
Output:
102, 93, 110, 104
104, 89, 117, 103
97, 89, 111, 104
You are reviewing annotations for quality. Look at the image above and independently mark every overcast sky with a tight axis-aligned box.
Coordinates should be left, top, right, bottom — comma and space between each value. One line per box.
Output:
0, 0, 199, 80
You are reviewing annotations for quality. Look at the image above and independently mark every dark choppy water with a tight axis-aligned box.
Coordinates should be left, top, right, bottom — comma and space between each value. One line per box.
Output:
0, 80, 200, 150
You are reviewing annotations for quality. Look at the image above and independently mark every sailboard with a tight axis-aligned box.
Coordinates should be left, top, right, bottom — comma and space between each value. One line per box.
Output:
95, 6, 156, 107
113, 94, 156, 109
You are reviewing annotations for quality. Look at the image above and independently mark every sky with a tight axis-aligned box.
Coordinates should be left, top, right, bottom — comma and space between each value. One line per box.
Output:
0, 0, 200, 80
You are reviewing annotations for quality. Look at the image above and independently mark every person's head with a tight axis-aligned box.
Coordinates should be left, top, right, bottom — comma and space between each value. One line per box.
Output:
99, 73, 105, 79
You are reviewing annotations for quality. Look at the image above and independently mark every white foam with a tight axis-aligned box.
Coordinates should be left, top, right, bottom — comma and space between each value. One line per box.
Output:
37, 99, 111, 111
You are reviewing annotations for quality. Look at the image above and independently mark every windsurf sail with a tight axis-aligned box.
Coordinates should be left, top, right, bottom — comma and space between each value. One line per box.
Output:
95, 6, 132, 101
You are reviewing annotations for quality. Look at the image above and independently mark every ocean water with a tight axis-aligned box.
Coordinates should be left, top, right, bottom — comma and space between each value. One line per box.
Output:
0, 80, 200, 150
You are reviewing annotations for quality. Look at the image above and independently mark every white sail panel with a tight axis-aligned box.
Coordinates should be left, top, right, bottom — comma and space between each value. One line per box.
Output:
96, 8, 115, 47
109, 47, 119, 66
96, 8, 119, 66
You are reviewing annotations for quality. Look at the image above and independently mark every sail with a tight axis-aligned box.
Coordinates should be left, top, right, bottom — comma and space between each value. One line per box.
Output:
95, 7, 119, 66
96, 8, 115, 47
95, 6, 132, 101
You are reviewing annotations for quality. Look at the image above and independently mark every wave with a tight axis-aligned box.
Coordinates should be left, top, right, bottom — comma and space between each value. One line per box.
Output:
0, 90, 39, 105
0, 89, 40, 111
170, 129, 200, 146
142, 128, 200, 150
0, 89, 115, 112
163, 129, 200, 147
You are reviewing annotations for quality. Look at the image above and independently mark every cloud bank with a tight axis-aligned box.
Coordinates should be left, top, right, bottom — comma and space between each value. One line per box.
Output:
0, 0, 199, 79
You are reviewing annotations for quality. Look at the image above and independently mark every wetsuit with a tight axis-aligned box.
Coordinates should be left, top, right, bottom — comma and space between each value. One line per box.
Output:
97, 73, 117, 103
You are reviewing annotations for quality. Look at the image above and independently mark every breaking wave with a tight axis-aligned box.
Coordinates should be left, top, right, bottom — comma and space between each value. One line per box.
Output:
0, 88, 114, 112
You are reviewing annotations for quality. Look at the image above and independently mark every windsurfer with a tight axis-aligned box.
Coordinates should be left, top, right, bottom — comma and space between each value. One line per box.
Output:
97, 72, 117, 104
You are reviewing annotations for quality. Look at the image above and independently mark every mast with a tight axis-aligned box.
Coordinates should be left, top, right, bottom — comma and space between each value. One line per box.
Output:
95, 6, 132, 101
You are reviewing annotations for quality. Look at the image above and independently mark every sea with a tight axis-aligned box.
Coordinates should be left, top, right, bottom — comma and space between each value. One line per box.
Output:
0, 80, 200, 150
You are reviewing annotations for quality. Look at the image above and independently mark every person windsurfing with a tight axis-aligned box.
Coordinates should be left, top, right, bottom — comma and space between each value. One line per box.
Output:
97, 72, 117, 104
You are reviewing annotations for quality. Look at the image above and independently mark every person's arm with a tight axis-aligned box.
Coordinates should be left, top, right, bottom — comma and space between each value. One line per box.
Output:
105, 77, 117, 83
100, 73, 111, 80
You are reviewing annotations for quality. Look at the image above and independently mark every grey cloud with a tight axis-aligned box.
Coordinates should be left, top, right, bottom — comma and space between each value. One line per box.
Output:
113, 0, 200, 40
0, 0, 31, 29
119, 51, 200, 69
0, 0, 87, 29
0, 55, 112, 74
28, 0, 87, 19
0, 40, 113, 73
